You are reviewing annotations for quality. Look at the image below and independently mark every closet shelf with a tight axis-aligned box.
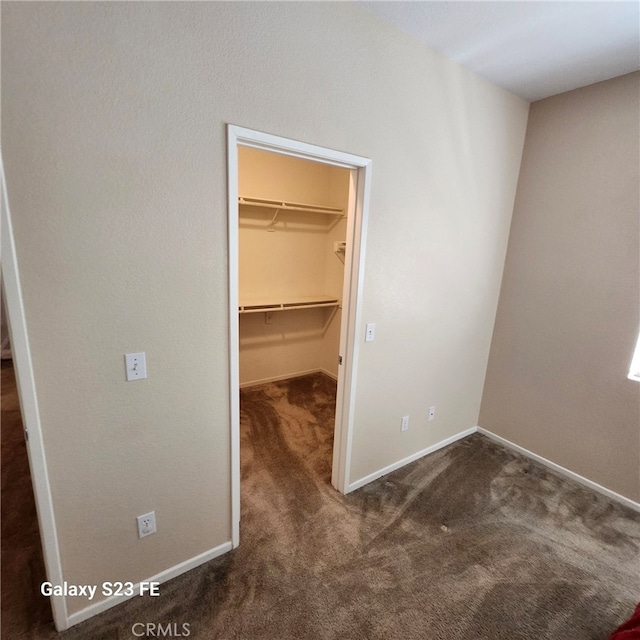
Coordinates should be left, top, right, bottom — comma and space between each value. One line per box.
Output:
239, 295, 340, 314
238, 196, 345, 218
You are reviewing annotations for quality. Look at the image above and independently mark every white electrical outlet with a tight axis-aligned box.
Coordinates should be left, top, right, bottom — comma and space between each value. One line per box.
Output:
401, 415, 409, 431
137, 511, 156, 538
428, 406, 436, 421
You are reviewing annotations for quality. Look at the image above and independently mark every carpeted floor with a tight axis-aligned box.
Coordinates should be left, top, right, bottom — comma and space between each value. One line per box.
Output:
1, 360, 53, 639
3, 370, 639, 639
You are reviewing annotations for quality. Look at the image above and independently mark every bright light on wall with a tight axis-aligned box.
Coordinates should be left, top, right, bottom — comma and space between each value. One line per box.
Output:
629, 332, 640, 382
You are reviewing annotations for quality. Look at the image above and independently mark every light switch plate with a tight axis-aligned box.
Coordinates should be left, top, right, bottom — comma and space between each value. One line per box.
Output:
125, 352, 147, 381
365, 323, 375, 342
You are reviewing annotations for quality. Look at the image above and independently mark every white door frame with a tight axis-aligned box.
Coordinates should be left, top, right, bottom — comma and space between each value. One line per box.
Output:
1, 156, 67, 629
227, 125, 371, 546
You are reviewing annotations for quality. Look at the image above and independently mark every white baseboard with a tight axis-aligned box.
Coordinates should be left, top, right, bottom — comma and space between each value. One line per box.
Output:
348, 427, 478, 493
477, 427, 640, 513
240, 368, 336, 388
65, 540, 233, 629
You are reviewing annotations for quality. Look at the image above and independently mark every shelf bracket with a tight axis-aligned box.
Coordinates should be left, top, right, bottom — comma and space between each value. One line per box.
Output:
266, 207, 281, 232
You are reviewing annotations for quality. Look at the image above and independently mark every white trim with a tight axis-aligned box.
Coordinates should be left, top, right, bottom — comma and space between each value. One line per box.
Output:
227, 129, 241, 548
331, 165, 371, 494
239, 368, 337, 389
347, 427, 478, 493
229, 126, 365, 169
477, 428, 640, 513
227, 125, 372, 545
321, 368, 338, 382
1, 155, 68, 629
66, 541, 232, 629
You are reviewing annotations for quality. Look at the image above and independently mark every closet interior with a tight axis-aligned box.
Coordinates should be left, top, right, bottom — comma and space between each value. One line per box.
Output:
238, 147, 350, 389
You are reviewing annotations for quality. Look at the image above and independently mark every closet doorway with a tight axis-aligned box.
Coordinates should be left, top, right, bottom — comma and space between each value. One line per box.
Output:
227, 126, 371, 546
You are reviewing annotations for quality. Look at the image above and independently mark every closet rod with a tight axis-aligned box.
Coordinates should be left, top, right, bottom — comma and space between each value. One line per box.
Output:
239, 300, 340, 314
238, 196, 344, 217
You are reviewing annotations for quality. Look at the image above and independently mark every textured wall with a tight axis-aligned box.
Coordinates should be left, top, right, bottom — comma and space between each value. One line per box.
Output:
480, 72, 640, 501
1, 1, 528, 620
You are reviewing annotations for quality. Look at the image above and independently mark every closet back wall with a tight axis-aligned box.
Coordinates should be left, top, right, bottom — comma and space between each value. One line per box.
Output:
238, 148, 349, 386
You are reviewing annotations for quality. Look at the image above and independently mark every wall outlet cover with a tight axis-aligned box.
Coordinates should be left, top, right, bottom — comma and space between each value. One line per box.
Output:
137, 511, 156, 538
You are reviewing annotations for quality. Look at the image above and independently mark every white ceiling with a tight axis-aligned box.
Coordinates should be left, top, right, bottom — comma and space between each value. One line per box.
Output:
359, 1, 640, 101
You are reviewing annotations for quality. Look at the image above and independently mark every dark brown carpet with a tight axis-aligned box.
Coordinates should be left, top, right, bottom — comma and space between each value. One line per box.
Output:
2, 360, 53, 639
3, 371, 639, 639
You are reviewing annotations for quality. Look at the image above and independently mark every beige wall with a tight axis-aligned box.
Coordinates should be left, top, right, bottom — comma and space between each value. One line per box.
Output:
238, 148, 348, 303
238, 147, 349, 209
238, 148, 348, 384
480, 72, 640, 502
1, 2, 528, 620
